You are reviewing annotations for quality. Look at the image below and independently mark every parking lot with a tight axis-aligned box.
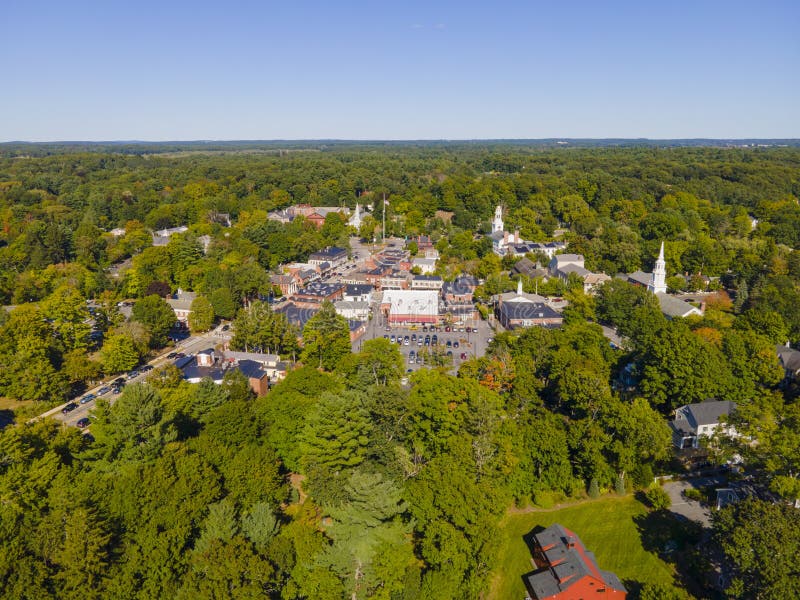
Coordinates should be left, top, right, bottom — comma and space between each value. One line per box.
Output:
354, 310, 496, 374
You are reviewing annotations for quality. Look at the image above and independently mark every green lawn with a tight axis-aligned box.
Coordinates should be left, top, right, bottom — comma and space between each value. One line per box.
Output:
489, 495, 685, 599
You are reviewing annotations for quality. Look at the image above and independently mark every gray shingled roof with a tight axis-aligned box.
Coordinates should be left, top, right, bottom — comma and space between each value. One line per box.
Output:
685, 400, 736, 427
524, 524, 626, 599
656, 292, 702, 318
777, 344, 800, 373
498, 302, 562, 321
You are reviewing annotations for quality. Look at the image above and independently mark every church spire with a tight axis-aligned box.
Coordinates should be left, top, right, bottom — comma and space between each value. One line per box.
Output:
649, 241, 667, 295
492, 205, 504, 234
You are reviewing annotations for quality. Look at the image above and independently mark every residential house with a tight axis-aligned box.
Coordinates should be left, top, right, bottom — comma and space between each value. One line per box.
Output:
152, 225, 189, 247
549, 254, 611, 293
512, 257, 549, 280
670, 400, 737, 449
222, 350, 289, 386
180, 349, 271, 397
524, 524, 627, 600
166, 290, 197, 323
777, 343, 800, 382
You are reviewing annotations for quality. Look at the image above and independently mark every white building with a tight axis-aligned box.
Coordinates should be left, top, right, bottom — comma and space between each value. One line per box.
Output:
334, 300, 371, 321
648, 242, 668, 295
381, 290, 439, 325
671, 401, 737, 449
412, 256, 438, 274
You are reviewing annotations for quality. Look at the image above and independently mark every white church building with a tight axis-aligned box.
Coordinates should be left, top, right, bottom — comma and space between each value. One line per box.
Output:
488, 206, 566, 257
627, 242, 703, 319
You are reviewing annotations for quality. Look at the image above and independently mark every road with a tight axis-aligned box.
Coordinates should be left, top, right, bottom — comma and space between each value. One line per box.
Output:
38, 326, 232, 429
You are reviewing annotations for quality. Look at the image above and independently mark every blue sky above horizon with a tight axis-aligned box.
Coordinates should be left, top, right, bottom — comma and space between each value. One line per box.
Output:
1, 0, 798, 141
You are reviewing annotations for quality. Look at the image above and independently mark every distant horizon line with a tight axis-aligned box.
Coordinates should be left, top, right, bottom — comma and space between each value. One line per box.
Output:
2, 137, 800, 144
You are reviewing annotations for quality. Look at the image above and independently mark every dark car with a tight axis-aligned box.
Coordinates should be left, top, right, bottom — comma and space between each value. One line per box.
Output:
79, 393, 96, 405
167, 352, 178, 359
432, 335, 438, 345
222, 325, 230, 331
175, 352, 186, 359
453, 341, 460, 348
61, 402, 78, 414
446, 340, 452, 348
76, 417, 91, 429
446, 351, 453, 358
97, 386, 111, 396
113, 377, 125, 385
126, 370, 139, 380
111, 382, 125, 394
140, 365, 154, 373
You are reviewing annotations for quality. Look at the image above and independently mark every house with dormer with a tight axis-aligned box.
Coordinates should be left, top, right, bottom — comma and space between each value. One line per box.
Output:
524, 524, 627, 599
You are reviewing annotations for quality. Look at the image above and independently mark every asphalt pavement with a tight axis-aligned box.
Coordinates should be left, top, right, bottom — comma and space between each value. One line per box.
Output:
663, 475, 728, 528
40, 326, 232, 429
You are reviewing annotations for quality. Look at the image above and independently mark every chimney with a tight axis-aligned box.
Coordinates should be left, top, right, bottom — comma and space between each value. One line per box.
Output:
566, 536, 576, 549
514, 229, 521, 243
503, 231, 508, 244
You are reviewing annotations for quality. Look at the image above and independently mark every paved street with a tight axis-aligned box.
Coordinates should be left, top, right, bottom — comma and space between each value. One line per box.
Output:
43, 326, 232, 429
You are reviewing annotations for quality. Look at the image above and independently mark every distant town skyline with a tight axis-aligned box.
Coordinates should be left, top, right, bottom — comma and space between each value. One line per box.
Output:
1, 0, 798, 141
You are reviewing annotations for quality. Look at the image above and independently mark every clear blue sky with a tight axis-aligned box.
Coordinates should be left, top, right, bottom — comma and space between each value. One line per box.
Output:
1, 0, 797, 140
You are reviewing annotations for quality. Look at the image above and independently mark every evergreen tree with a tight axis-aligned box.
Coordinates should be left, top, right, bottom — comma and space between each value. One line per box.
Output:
301, 301, 352, 371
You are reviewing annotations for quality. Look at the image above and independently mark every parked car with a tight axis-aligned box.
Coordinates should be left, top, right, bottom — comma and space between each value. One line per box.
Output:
167, 352, 178, 359
140, 365, 154, 373
97, 386, 111, 396
431, 335, 438, 345
446, 351, 453, 358
76, 418, 91, 429
453, 341, 459, 348
446, 340, 452, 348
222, 324, 230, 331
390, 335, 396, 343
79, 394, 96, 405
460, 352, 468, 360
126, 370, 139, 380
61, 402, 78, 414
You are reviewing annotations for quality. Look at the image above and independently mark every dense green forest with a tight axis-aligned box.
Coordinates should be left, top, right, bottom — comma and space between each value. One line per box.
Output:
1, 144, 799, 598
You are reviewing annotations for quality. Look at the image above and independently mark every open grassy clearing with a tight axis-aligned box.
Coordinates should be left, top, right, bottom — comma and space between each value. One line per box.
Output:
489, 495, 688, 599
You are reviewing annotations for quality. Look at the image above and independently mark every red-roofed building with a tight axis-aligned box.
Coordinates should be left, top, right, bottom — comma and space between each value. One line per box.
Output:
524, 524, 626, 599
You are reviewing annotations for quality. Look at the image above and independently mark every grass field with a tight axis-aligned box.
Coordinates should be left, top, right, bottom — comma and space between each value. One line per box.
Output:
489, 495, 686, 599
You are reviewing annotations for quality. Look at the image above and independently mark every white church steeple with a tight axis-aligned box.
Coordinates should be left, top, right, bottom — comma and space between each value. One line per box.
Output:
492, 205, 504, 234
648, 241, 667, 295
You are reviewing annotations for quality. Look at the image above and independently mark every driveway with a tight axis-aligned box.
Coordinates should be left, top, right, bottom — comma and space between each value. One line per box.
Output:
663, 475, 727, 528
